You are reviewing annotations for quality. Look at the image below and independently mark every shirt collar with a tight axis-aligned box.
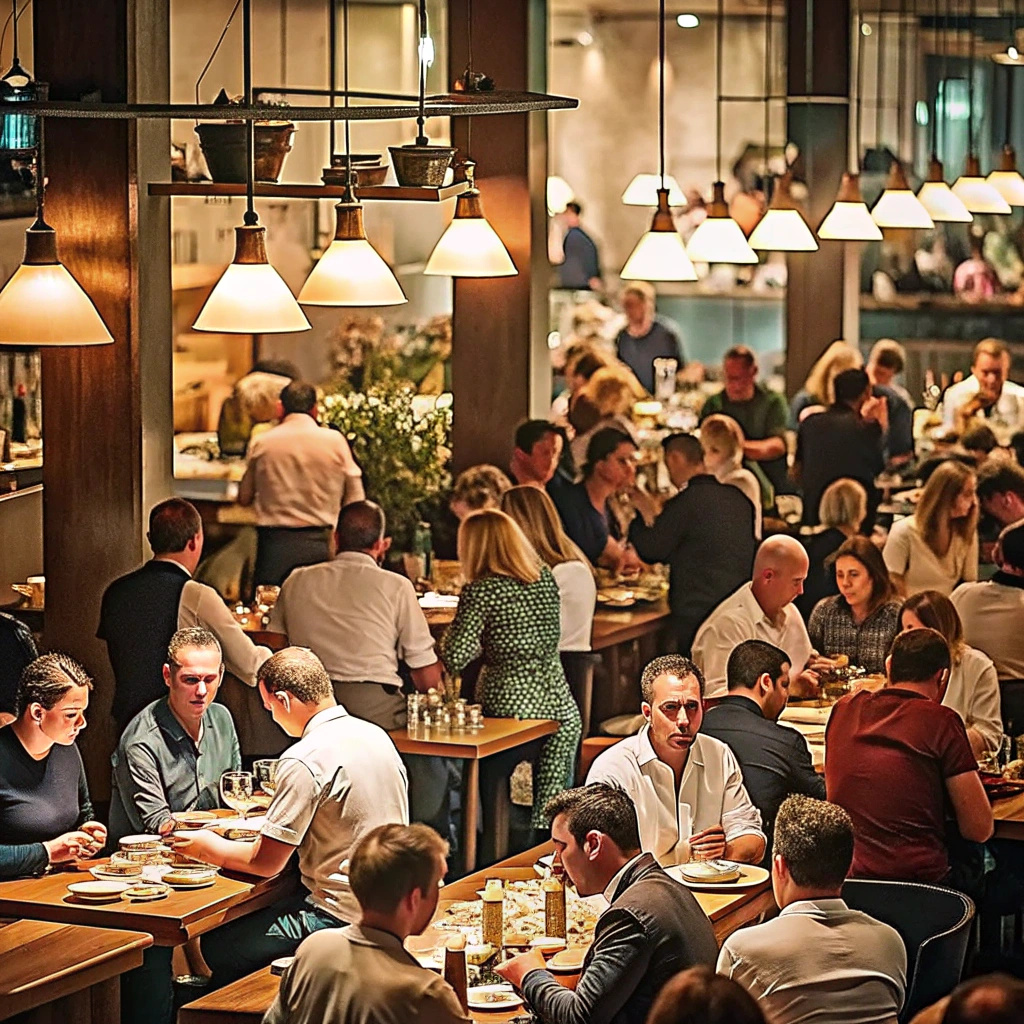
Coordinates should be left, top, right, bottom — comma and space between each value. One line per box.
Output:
333, 550, 380, 568
636, 724, 705, 770
718, 694, 765, 718
346, 923, 406, 951
153, 697, 204, 748
302, 704, 350, 737
739, 582, 775, 628
779, 898, 849, 918
992, 571, 1024, 591
152, 557, 192, 578
282, 412, 319, 430
603, 852, 645, 903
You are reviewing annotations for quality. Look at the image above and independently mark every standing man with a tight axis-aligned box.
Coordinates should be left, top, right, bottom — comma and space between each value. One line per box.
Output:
614, 282, 684, 395
556, 201, 603, 292
866, 339, 914, 465
942, 338, 1024, 436
238, 380, 364, 586
699, 346, 790, 497
98, 497, 271, 731
509, 420, 564, 489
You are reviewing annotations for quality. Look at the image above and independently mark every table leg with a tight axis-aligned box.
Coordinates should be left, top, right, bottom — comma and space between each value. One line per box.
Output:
89, 977, 120, 1024
463, 759, 480, 873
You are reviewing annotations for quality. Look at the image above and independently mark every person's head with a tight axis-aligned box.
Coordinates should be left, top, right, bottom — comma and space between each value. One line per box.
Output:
832, 367, 871, 411
563, 200, 582, 226
646, 967, 767, 1024
976, 461, 1024, 527
583, 426, 637, 491
512, 419, 563, 485
803, 340, 863, 405
640, 655, 705, 761
279, 380, 318, 417
971, 338, 1010, 397
147, 497, 203, 572
163, 627, 224, 735
699, 414, 744, 475
335, 500, 388, 562
621, 281, 656, 326
257, 647, 335, 736
500, 485, 585, 570
886, 628, 951, 698
457, 508, 541, 585
662, 432, 705, 489
941, 973, 1024, 1024
900, 590, 966, 665
818, 478, 868, 533
867, 338, 906, 388
565, 347, 608, 395
15, 654, 92, 746
829, 536, 895, 616
916, 460, 978, 552
961, 422, 998, 462
726, 640, 791, 722
996, 521, 1024, 575
580, 367, 638, 418
449, 464, 512, 521
544, 783, 641, 896
771, 795, 855, 907
721, 345, 759, 403
751, 535, 810, 616
348, 823, 449, 939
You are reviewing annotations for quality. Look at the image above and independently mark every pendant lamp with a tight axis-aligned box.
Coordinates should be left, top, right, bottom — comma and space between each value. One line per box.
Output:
620, 0, 696, 280
687, 0, 757, 264
547, 175, 576, 214
621, 173, 686, 208
993, 0, 1024, 63
194, 0, 310, 334
987, 30, 1024, 206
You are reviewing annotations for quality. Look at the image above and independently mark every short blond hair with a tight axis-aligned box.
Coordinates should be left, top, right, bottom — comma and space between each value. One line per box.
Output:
974, 337, 1008, 365
349, 824, 449, 914
700, 414, 744, 468
458, 508, 542, 585
622, 281, 656, 306
803, 340, 862, 406
818, 478, 868, 530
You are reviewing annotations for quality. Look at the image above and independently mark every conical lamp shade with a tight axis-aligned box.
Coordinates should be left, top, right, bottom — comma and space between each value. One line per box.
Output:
916, 159, 972, 222
817, 173, 883, 241
194, 225, 311, 334
621, 188, 697, 280
951, 155, 1011, 214
424, 187, 517, 277
686, 182, 757, 264
299, 202, 406, 305
547, 175, 575, 215
0, 221, 113, 345
748, 176, 818, 251
871, 162, 934, 229
622, 173, 686, 207
987, 146, 1024, 206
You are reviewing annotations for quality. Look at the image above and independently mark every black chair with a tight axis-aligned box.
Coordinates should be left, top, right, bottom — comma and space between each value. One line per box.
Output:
1000, 679, 1024, 758
841, 878, 975, 1022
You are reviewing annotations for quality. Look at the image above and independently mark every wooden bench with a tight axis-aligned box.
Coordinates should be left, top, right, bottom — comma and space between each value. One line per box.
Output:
178, 966, 277, 1024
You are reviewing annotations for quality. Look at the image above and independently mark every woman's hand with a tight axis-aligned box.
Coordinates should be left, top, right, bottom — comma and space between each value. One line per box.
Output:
44, 831, 98, 864
78, 821, 107, 857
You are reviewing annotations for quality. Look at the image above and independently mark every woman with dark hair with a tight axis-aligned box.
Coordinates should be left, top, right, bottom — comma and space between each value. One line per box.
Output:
646, 966, 766, 1024
808, 536, 901, 673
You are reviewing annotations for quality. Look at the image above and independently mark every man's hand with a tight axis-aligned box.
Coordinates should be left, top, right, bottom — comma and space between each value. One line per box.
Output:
790, 668, 821, 699
861, 394, 889, 433
689, 825, 727, 861
629, 486, 659, 527
494, 948, 548, 991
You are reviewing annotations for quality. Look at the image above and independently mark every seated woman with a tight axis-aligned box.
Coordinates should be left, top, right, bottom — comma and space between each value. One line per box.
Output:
808, 536, 901, 675
0, 654, 106, 878
699, 414, 764, 539
439, 509, 582, 834
448, 464, 512, 522
900, 591, 1002, 758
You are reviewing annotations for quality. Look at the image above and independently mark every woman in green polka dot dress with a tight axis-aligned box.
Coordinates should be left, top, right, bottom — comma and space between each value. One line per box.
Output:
440, 508, 582, 828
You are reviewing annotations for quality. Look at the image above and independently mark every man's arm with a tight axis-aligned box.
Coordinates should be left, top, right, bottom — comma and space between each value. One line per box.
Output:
116, 744, 174, 837
183, 581, 272, 687
786, 731, 827, 799
946, 770, 994, 843
237, 457, 256, 507
410, 661, 443, 692
743, 436, 786, 461
628, 495, 685, 565
398, 580, 443, 693
719, 749, 767, 864
174, 828, 295, 877
417, 978, 473, 1024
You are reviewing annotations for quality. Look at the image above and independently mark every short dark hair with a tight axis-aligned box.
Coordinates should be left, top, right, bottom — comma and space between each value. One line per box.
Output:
662, 432, 703, 463
647, 967, 766, 1024
726, 640, 789, 692
336, 500, 386, 551
565, 200, 582, 215
943, 973, 1024, 1024
257, 647, 333, 704
148, 498, 202, 555
514, 419, 558, 455
252, 358, 299, 379
869, 339, 905, 374
999, 521, 1024, 572
16, 654, 93, 718
571, 351, 605, 382
833, 367, 870, 405
349, 823, 449, 914
723, 345, 756, 370
280, 380, 317, 415
640, 654, 705, 702
773, 795, 854, 889
167, 627, 221, 667
544, 783, 641, 855
583, 427, 635, 478
888, 628, 951, 684
961, 422, 998, 455
977, 461, 1024, 503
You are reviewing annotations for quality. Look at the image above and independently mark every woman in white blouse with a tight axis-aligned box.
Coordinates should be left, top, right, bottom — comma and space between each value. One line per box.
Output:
883, 461, 978, 597
699, 414, 763, 540
899, 589, 1002, 757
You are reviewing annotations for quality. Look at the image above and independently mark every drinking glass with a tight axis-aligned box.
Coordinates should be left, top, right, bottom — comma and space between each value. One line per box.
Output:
220, 771, 255, 819
253, 759, 279, 796
255, 585, 280, 626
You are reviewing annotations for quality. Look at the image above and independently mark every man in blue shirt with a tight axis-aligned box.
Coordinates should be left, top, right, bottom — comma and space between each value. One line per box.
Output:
557, 201, 602, 292
614, 281, 684, 394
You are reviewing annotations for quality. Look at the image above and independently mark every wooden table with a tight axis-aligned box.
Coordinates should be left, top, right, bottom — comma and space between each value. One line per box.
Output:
391, 718, 560, 872
0, 919, 151, 1023
993, 789, 1024, 841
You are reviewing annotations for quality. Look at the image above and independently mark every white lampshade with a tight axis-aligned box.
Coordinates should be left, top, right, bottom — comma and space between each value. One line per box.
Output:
871, 162, 934, 229
917, 181, 973, 222
194, 225, 311, 334
816, 173, 883, 241
749, 174, 818, 251
424, 175, 517, 277
546, 175, 576, 215
987, 146, 1024, 206
0, 222, 113, 345
622, 173, 686, 207
299, 203, 406, 305
951, 156, 1011, 214
621, 189, 697, 280
686, 181, 757, 264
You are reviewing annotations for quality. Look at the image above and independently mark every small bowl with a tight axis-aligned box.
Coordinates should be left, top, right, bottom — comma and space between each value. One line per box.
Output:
172, 811, 217, 830
388, 144, 455, 187
68, 880, 131, 901
90, 862, 143, 880
122, 882, 170, 902
163, 867, 218, 887
119, 834, 163, 851
321, 162, 389, 187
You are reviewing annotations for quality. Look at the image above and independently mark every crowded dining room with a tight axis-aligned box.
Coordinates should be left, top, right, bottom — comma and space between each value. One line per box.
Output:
10, 0, 1024, 1022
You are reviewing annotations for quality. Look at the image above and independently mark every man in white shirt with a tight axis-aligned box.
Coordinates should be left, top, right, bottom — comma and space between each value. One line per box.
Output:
587, 655, 766, 866
238, 380, 364, 586
692, 534, 818, 700
941, 338, 1024, 436
182, 647, 409, 988
718, 794, 907, 1024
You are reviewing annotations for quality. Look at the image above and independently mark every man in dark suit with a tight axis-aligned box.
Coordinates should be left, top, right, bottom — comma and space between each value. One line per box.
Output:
702, 640, 824, 859
496, 783, 717, 1024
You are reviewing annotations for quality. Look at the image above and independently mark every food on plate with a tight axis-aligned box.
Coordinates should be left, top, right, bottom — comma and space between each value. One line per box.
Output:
679, 861, 741, 884
119, 834, 163, 851
123, 882, 169, 900
93, 860, 143, 877
1003, 759, 1024, 781
548, 946, 587, 971
163, 867, 217, 886
222, 827, 260, 842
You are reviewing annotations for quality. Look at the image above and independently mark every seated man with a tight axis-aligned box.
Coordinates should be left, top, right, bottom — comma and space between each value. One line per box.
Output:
718, 795, 907, 1024
692, 535, 818, 700
976, 462, 1024, 531
495, 783, 717, 1024
109, 627, 240, 844
265, 823, 469, 1024
180, 647, 409, 987
587, 656, 765, 866
826, 629, 993, 889
941, 337, 1024, 435
509, 419, 563, 489
702, 640, 824, 858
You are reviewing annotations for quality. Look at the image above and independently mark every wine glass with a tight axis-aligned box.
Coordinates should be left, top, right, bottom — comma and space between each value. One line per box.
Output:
253, 759, 279, 797
220, 771, 255, 820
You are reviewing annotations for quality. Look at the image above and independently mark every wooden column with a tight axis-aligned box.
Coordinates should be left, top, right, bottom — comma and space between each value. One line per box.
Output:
785, 0, 852, 395
447, 0, 550, 473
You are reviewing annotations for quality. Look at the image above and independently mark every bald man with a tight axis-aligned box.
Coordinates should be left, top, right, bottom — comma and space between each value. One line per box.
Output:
692, 536, 818, 700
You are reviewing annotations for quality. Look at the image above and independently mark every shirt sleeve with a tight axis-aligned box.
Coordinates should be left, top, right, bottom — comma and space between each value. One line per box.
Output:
117, 742, 175, 835
439, 583, 486, 676
181, 581, 272, 687
807, 600, 826, 652
417, 977, 474, 1024
76, 751, 96, 826
692, 619, 744, 698
333, 430, 362, 478
960, 532, 979, 585
237, 445, 258, 506
938, 711, 982, 779
627, 494, 686, 565
882, 519, 912, 576
886, 394, 914, 458
396, 579, 439, 670
765, 391, 790, 438
262, 758, 333, 847
719, 746, 766, 844
965, 655, 1003, 755
786, 730, 827, 799
0, 841, 49, 878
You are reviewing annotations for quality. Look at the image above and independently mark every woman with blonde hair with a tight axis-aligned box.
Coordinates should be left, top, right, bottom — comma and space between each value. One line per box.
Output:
440, 509, 581, 830
568, 365, 640, 467
699, 414, 763, 539
900, 590, 1001, 756
883, 462, 979, 597
790, 340, 863, 425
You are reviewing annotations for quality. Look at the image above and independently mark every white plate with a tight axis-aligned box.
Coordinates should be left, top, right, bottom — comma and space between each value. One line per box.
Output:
667, 862, 770, 891
466, 986, 524, 1010
163, 878, 216, 889
67, 880, 131, 900
119, 834, 163, 849
90, 865, 143, 881
779, 704, 832, 726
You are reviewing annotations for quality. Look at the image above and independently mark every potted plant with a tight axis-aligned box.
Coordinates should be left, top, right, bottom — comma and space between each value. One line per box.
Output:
195, 90, 295, 184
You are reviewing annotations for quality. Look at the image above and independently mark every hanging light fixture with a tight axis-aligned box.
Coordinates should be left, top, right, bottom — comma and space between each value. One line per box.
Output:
547, 175, 576, 214
194, 0, 310, 333
0, 0, 47, 155
993, 0, 1024, 63
621, 173, 686, 207
749, 0, 818, 251
687, 0, 757, 264
621, 0, 696, 280
299, 0, 406, 304
987, 5, 1024, 206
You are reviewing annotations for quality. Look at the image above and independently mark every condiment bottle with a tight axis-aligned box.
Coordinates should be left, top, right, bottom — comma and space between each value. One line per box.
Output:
481, 878, 504, 947
543, 865, 567, 939
443, 934, 469, 1011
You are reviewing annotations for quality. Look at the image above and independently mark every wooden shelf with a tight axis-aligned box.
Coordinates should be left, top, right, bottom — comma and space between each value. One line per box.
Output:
147, 181, 469, 202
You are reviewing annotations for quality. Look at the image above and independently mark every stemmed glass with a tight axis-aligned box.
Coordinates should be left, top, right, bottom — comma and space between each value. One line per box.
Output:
253, 759, 279, 796
220, 770, 255, 820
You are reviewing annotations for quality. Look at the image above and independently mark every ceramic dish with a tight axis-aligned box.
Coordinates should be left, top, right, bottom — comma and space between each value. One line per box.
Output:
547, 946, 587, 973
666, 862, 770, 891
119, 834, 163, 850
466, 986, 523, 1010
67, 880, 131, 901
90, 862, 143, 881
163, 868, 218, 887
173, 811, 217, 830
121, 882, 170, 902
